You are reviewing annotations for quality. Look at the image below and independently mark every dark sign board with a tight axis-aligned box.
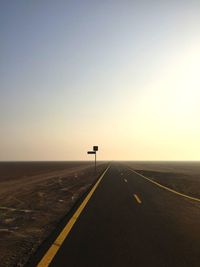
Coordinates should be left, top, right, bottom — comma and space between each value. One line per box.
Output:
87, 151, 96, 154
93, 146, 98, 151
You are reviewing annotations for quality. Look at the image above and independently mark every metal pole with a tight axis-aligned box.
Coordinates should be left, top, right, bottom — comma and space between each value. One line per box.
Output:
95, 152, 96, 173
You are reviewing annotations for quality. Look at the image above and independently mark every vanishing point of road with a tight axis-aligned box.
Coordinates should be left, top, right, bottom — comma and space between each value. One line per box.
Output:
28, 163, 200, 267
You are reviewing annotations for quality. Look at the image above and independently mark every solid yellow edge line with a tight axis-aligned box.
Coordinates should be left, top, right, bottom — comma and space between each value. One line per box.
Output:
133, 194, 142, 204
129, 168, 200, 203
37, 165, 110, 267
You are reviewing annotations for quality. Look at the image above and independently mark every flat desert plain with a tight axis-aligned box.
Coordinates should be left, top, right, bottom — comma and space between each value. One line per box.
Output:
0, 161, 108, 267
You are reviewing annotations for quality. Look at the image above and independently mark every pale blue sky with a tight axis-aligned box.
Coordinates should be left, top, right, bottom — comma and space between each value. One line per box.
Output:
1, 1, 200, 160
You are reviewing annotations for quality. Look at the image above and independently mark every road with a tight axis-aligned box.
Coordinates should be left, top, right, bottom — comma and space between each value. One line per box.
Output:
29, 163, 200, 267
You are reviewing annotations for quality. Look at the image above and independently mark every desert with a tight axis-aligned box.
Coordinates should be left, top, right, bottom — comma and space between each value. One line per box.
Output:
0, 161, 108, 267
0, 161, 200, 266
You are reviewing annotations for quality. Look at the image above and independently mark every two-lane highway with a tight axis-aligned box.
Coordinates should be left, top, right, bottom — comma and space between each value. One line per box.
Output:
29, 164, 200, 267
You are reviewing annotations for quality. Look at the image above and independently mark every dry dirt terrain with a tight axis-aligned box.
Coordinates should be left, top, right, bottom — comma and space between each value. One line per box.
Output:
124, 161, 200, 199
0, 161, 108, 267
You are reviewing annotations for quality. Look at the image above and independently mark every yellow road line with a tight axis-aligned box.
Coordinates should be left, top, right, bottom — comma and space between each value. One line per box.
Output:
134, 194, 142, 204
129, 168, 200, 203
37, 165, 110, 267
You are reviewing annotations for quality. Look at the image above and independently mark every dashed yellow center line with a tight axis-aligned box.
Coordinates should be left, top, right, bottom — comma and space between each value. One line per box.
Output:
37, 165, 110, 267
134, 194, 142, 204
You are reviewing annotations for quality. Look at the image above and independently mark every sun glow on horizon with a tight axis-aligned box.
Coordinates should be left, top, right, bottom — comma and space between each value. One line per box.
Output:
1, 1, 200, 160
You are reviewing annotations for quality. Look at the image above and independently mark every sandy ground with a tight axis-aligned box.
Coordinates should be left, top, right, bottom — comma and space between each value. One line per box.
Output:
124, 161, 200, 199
0, 161, 108, 267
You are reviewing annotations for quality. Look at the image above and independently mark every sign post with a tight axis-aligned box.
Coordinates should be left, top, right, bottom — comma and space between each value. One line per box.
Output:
87, 145, 98, 173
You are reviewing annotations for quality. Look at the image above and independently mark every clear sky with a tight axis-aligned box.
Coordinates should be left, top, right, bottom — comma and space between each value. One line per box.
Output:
1, 0, 200, 161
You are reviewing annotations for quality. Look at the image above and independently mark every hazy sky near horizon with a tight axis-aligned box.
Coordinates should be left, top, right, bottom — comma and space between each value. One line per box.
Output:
1, 0, 200, 160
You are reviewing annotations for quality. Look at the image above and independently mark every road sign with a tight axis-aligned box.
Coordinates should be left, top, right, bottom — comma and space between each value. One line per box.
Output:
87, 145, 99, 173
93, 146, 98, 151
87, 151, 96, 154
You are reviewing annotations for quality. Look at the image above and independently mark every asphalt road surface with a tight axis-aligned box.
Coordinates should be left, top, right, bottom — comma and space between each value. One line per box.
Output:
30, 163, 200, 267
